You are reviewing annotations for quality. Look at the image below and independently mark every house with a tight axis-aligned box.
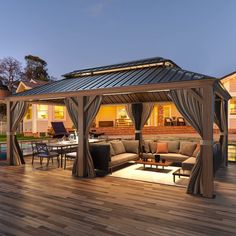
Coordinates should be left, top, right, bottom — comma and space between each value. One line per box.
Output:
221, 72, 236, 133
16, 79, 73, 137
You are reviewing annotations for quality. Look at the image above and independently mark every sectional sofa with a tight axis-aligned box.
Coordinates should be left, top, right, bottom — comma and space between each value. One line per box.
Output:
90, 140, 139, 173
90, 139, 221, 175
142, 140, 199, 170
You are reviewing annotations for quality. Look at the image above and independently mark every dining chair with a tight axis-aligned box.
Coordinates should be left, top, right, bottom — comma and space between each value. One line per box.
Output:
35, 142, 60, 167
64, 152, 77, 169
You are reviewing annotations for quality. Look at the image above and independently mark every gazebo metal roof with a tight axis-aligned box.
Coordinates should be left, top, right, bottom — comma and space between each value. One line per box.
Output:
13, 59, 216, 99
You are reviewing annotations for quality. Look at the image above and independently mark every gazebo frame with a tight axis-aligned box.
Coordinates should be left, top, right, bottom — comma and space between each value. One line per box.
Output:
5, 57, 231, 198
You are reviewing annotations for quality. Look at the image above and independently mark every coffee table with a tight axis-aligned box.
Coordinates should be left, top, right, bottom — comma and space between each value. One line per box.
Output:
172, 168, 191, 182
135, 160, 173, 170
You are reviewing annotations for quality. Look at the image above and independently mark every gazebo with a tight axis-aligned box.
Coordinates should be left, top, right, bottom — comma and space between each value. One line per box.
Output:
5, 57, 231, 198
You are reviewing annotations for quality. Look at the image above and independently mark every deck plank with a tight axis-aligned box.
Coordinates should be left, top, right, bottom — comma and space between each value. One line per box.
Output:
0, 159, 236, 236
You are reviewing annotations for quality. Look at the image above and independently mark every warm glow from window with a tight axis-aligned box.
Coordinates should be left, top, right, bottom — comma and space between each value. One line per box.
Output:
25, 105, 32, 120
54, 106, 65, 119
230, 98, 236, 115
163, 105, 171, 118
37, 105, 48, 119
117, 107, 128, 119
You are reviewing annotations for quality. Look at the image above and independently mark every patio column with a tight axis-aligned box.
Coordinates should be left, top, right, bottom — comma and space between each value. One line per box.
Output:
224, 100, 228, 166
6, 100, 13, 165
201, 86, 214, 198
77, 96, 86, 177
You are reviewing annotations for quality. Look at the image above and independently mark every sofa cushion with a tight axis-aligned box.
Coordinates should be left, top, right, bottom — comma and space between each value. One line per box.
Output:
143, 140, 151, 153
159, 153, 189, 162
149, 141, 157, 154
167, 141, 180, 153
110, 141, 126, 155
192, 143, 200, 157
110, 153, 139, 166
109, 143, 115, 156
179, 142, 197, 157
156, 142, 168, 153
182, 157, 196, 170
122, 140, 139, 154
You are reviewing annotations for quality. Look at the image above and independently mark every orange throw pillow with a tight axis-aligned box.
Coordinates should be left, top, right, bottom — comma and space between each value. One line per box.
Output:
156, 142, 168, 153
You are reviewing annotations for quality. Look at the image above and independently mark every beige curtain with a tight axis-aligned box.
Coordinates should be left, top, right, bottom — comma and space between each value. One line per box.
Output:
69, 96, 102, 177
214, 99, 228, 166
84, 95, 102, 177
64, 97, 79, 130
10, 101, 29, 165
169, 89, 209, 195
126, 103, 154, 148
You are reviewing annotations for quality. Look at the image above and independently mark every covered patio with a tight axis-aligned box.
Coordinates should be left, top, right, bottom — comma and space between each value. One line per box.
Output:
5, 57, 231, 198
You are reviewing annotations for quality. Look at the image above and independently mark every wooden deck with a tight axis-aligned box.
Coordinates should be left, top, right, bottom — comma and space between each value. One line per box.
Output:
0, 159, 236, 236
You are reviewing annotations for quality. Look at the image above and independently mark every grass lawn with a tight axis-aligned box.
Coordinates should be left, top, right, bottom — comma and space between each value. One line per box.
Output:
0, 134, 41, 142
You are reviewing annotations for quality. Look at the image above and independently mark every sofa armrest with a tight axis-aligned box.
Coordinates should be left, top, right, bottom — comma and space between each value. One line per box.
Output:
90, 143, 110, 173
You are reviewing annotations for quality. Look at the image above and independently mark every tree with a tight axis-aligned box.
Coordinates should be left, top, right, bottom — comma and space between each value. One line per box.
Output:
0, 57, 22, 92
24, 55, 49, 81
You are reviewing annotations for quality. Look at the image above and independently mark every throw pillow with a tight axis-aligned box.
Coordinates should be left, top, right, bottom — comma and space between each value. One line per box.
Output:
110, 141, 126, 155
149, 141, 157, 154
179, 142, 197, 157
156, 142, 168, 153
192, 143, 200, 157
159, 140, 179, 153
122, 140, 139, 154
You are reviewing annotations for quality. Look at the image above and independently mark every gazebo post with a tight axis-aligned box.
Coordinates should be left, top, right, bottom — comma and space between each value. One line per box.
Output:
6, 100, 12, 165
77, 96, 86, 177
202, 86, 214, 198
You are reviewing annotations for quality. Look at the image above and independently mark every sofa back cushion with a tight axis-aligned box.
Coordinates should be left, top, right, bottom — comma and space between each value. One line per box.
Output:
179, 142, 197, 157
122, 140, 139, 154
109, 143, 116, 156
149, 141, 157, 154
143, 140, 151, 153
110, 141, 126, 155
159, 140, 180, 153
192, 143, 200, 157
156, 142, 168, 153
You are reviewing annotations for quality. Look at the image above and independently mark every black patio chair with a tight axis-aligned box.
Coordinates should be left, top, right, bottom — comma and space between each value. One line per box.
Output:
51, 122, 70, 139
64, 151, 77, 169
177, 117, 186, 126
35, 142, 60, 167
164, 117, 173, 126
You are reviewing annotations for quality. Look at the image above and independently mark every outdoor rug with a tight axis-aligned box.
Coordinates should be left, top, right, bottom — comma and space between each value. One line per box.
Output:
110, 163, 189, 187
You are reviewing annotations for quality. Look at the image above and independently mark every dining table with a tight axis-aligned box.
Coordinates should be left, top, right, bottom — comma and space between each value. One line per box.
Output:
47, 139, 103, 168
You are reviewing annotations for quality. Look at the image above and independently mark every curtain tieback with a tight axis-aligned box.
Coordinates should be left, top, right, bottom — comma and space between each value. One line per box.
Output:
200, 140, 214, 146
219, 132, 227, 135
6, 132, 16, 136
135, 130, 141, 133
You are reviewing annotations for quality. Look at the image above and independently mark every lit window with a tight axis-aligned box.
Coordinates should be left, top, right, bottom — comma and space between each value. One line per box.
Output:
54, 106, 65, 119
163, 105, 171, 118
230, 98, 236, 115
25, 105, 32, 120
37, 105, 48, 119
117, 108, 128, 119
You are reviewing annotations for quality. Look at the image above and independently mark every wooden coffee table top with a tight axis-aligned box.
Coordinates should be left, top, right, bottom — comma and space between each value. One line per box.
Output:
135, 160, 173, 167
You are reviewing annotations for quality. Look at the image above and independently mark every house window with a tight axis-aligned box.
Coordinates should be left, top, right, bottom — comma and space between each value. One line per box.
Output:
54, 106, 65, 119
25, 105, 32, 120
37, 105, 48, 119
163, 105, 171, 118
117, 107, 128, 119
230, 98, 236, 115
